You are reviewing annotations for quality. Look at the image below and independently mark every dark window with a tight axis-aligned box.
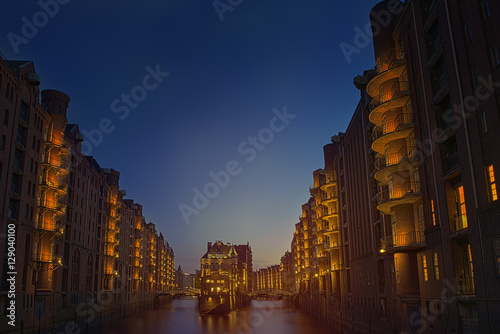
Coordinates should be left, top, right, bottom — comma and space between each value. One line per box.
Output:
477, 110, 488, 135
71, 251, 80, 290
441, 135, 459, 173
426, 22, 442, 57
436, 95, 455, 130
11, 173, 23, 195
480, 0, 491, 19
14, 148, 25, 170
494, 237, 500, 276
3, 109, 9, 125
490, 44, 500, 68
19, 102, 29, 123
431, 57, 448, 95
16, 124, 27, 147
464, 22, 472, 44
471, 65, 479, 89
8, 198, 20, 219
421, 0, 437, 22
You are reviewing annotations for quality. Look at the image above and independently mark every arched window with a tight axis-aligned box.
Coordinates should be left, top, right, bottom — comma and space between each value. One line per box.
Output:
86, 255, 92, 291
22, 234, 30, 291
3, 109, 9, 126
71, 250, 80, 290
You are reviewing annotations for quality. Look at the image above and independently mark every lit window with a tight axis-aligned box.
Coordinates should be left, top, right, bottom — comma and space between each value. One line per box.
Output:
394, 258, 400, 284
431, 200, 436, 226
422, 255, 429, 282
454, 186, 468, 230
487, 165, 498, 201
433, 253, 440, 280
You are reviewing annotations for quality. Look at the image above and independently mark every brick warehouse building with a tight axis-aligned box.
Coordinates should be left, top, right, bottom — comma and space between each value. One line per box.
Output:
0, 57, 175, 332
281, 0, 500, 333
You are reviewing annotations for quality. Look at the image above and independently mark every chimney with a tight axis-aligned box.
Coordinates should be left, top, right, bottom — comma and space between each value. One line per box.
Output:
207, 242, 212, 251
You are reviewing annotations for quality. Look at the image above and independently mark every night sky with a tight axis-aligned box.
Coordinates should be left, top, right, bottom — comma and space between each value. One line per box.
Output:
1, 0, 379, 273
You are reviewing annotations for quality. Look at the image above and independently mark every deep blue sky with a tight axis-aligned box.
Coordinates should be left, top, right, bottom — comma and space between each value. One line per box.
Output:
1, 0, 379, 273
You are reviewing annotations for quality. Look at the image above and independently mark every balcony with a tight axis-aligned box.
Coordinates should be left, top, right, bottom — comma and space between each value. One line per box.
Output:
320, 177, 337, 190
367, 49, 407, 98
453, 214, 468, 232
382, 113, 413, 135
324, 224, 340, 233
324, 242, 340, 251
321, 194, 338, 205
376, 182, 422, 214
330, 264, 341, 271
374, 146, 419, 183
380, 230, 426, 253
35, 220, 64, 234
33, 251, 62, 264
456, 276, 475, 295
369, 81, 411, 127
443, 152, 460, 176
43, 139, 71, 155
41, 157, 70, 175
39, 180, 68, 195
37, 199, 66, 216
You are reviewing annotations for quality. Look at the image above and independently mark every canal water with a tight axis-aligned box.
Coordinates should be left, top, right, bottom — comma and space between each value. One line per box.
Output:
92, 297, 333, 334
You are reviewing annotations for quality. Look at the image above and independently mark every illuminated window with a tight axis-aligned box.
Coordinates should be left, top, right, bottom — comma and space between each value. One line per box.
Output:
487, 165, 498, 201
394, 258, 400, 284
422, 255, 429, 282
431, 200, 436, 226
433, 253, 440, 280
454, 186, 467, 230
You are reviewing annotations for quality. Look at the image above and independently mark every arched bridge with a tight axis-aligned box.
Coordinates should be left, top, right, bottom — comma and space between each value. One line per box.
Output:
156, 288, 201, 298
247, 289, 294, 298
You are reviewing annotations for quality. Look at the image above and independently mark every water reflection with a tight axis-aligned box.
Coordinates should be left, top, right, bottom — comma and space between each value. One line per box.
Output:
92, 297, 334, 334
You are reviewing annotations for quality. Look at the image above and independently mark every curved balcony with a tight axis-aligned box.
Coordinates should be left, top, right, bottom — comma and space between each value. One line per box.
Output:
367, 49, 406, 98
41, 158, 70, 175
369, 81, 410, 127
35, 220, 65, 234
43, 139, 71, 155
320, 177, 337, 190
39, 180, 68, 195
374, 146, 419, 184
108, 213, 121, 222
321, 194, 338, 205
330, 264, 342, 271
372, 129, 413, 156
37, 199, 66, 216
380, 230, 425, 253
376, 182, 422, 214
324, 242, 341, 251
108, 201, 122, 210
33, 251, 62, 264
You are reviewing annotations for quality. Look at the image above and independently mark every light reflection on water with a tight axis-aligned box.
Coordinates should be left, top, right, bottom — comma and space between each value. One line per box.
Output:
92, 298, 334, 334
